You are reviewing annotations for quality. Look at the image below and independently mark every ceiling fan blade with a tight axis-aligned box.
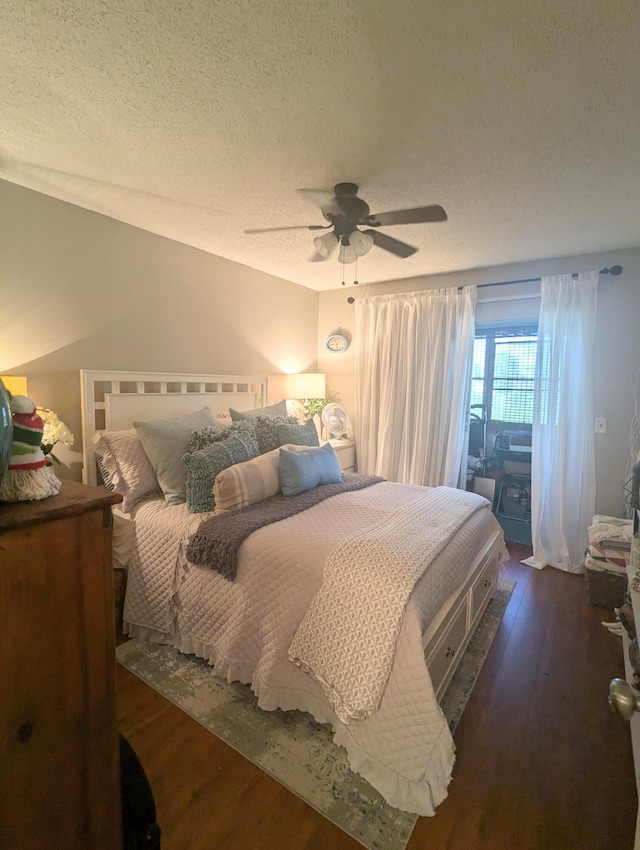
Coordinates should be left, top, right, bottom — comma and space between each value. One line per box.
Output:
369, 204, 447, 227
296, 188, 335, 210
363, 229, 418, 258
244, 224, 329, 234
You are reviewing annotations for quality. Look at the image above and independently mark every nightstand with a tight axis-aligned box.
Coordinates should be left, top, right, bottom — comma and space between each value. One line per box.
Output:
327, 438, 356, 472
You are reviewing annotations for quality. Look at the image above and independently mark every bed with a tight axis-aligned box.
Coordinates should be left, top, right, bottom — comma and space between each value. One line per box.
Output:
81, 369, 506, 816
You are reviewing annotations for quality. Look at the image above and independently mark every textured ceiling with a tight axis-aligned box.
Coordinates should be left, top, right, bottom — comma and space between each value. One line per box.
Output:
1, 0, 639, 291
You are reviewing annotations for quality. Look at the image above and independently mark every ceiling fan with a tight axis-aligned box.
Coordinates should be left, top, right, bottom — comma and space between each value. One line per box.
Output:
245, 182, 447, 264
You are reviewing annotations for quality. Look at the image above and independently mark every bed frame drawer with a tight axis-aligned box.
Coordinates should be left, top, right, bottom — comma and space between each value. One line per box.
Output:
426, 598, 469, 698
471, 558, 498, 625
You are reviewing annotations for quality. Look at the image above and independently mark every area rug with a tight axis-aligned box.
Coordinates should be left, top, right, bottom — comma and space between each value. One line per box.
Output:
117, 578, 514, 850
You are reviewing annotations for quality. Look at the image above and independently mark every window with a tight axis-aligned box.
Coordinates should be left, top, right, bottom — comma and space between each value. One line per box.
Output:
471, 324, 538, 427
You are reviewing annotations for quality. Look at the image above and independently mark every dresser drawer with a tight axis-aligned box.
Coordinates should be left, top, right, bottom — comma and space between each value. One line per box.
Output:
426, 598, 469, 697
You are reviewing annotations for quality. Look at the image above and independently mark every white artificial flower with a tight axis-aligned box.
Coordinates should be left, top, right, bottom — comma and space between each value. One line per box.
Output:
38, 408, 75, 449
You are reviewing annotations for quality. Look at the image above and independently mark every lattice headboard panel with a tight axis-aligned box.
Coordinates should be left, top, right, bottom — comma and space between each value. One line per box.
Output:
80, 369, 268, 485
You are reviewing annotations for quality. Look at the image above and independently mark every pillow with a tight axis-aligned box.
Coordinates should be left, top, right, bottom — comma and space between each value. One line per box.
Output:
95, 453, 116, 491
134, 407, 216, 505
188, 420, 255, 453
254, 414, 298, 454
276, 418, 319, 448
279, 443, 342, 497
183, 431, 259, 513
229, 400, 288, 422
213, 446, 284, 514
91, 429, 159, 513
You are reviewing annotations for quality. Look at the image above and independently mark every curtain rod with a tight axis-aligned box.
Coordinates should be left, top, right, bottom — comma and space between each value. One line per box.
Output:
345, 264, 623, 303
477, 264, 623, 290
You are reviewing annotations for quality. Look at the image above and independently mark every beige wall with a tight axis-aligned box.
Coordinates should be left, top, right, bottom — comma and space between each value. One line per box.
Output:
1, 181, 319, 481
318, 248, 640, 517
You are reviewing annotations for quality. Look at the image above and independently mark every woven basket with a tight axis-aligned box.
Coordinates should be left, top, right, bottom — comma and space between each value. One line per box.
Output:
584, 563, 627, 609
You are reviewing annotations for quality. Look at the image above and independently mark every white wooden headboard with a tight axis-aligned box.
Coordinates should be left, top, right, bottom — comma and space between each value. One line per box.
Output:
80, 369, 269, 485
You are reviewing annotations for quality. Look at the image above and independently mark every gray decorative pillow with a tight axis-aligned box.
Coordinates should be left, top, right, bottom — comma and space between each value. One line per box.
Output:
229, 400, 288, 422
254, 414, 298, 454
188, 420, 256, 453
276, 419, 320, 448
133, 407, 216, 505
184, 431, 259, 513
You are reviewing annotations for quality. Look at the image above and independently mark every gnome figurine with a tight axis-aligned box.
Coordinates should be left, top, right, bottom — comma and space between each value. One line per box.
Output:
0, 395, 62, 502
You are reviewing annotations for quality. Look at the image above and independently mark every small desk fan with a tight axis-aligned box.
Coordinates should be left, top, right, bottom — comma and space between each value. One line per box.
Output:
321, 403, 351, 441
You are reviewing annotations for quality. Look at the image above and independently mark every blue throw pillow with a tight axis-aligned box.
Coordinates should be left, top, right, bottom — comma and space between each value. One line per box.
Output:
279, 443, 342, 497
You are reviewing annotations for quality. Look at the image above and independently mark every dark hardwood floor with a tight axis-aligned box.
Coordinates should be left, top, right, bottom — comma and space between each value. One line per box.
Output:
116, 543, 637, 850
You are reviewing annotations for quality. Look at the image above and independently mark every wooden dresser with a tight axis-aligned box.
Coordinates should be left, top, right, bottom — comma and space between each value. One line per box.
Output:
0, 481, 123, 850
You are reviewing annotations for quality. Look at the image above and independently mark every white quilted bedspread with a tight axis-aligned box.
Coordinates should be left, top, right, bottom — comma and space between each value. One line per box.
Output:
289, 487, 488, 723
123, 482, 500, 815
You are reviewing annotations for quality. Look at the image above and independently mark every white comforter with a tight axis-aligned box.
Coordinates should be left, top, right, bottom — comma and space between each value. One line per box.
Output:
123, 482, 500, 815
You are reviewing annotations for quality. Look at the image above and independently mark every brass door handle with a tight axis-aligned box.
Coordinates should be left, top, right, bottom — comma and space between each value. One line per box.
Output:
608, 678, 640, 719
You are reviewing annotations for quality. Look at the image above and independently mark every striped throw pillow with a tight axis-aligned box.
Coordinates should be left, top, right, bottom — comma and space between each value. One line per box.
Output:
213, 446, 285, 514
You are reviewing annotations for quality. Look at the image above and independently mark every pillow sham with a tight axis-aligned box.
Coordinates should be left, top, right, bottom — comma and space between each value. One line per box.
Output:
276, 418, 319, 448
188, 420, 255, 454
229, 400, 288, 422
91, 429, 159, 513
213, 446, 284, 514
254, 414, 298, 454
134, 407, 216, 505
184, 431, 259, 513
279, 443, 342, 497
215, 413, 233, 429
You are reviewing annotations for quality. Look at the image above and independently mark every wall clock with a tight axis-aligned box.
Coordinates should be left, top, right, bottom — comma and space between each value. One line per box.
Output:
325, 333, 350, 353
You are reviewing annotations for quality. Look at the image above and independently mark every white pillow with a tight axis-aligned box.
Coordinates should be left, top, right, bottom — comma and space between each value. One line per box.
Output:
213, 446, 285, 514
134, 407, 217, 505
91, 429, 159, 513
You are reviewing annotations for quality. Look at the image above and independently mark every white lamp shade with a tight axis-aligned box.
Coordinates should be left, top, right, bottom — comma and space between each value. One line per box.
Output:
284, 372, 326, 399
338, 242, 357, 264
313, 231, 338, 258
350, 230, 374, 257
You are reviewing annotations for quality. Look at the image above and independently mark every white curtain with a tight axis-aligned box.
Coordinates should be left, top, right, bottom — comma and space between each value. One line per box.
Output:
355, 286, 476, 487
524, 271, 599, 573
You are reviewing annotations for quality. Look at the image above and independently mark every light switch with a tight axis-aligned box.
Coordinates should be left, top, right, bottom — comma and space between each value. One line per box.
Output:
595, 418, 607, 434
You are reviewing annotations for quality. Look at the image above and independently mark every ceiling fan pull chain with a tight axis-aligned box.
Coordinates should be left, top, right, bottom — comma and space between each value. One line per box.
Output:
353, 256, 359, 286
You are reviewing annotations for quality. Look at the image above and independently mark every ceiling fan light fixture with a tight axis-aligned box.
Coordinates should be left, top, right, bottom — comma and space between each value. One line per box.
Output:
313, 231, 338, 258
338, 242, 357, 265
350, 230, 374, 257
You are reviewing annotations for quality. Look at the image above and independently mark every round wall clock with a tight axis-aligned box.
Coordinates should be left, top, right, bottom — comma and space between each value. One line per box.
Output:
325, 333, 350, 353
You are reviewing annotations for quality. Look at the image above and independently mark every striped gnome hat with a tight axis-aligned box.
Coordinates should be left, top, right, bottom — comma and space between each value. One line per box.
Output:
0, 395, 61, 502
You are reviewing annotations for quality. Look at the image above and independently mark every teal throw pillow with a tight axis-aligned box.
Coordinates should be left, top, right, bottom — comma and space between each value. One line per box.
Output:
229, 400, 288, 422
279, 443, 342, 497
254, 414, 298, 454
188, 420, 256, 453
276, 419, 319, 448
184, 432, 259, 513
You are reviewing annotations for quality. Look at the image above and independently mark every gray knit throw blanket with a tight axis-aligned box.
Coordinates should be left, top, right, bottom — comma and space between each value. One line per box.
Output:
186, 473, 384, 581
